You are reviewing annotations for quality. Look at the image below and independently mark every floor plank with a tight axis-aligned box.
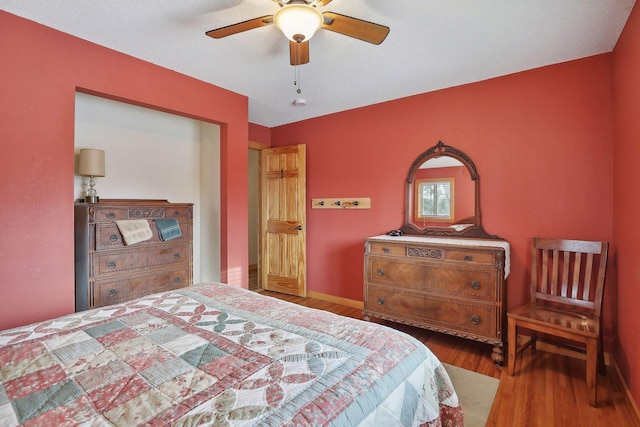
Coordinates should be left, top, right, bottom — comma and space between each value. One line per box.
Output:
259, 290, 640, 427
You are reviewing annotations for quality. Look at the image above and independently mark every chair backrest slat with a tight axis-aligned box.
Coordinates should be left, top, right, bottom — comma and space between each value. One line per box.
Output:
570, 252, 579, 299
551, 249, 559, 295
540, 248, 549, 294
531, 238, 609, 317
561, 250, 570, 297
582, 252, 594, 300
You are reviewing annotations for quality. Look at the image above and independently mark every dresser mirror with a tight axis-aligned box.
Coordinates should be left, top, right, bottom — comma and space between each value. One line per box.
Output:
401, 140, 495, 238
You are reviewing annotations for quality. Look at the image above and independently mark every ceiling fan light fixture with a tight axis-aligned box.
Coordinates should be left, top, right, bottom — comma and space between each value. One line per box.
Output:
274, 4, 323, 43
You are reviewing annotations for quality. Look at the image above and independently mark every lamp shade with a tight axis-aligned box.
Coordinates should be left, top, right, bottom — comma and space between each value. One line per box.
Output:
78, 149, 105, 177
274, 4, 323, 43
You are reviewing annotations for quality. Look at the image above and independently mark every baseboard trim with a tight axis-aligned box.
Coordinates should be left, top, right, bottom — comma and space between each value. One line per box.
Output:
611, 357, 640, 421
306, 290, 364, 310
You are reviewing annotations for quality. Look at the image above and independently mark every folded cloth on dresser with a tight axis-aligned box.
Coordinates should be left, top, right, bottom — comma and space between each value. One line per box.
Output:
115, 219, 153, 245
154, 218, 182, 241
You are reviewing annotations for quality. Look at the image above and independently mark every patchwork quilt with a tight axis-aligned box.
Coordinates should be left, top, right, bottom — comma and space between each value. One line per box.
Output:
0, 282, 463, 426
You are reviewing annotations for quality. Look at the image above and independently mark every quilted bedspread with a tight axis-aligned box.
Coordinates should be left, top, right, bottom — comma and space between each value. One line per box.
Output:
0, 282, 463, 426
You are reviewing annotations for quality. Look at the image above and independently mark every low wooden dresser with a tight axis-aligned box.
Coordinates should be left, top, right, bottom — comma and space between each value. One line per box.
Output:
364, 235, 509, 364
74, 199, 193, 311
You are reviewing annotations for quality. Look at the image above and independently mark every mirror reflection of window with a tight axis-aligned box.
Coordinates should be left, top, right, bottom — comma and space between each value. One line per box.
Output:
416, 178, 455, 221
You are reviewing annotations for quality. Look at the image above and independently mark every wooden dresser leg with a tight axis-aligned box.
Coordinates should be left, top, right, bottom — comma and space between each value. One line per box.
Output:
507, 317, 516, 375
491, 344, 504, 366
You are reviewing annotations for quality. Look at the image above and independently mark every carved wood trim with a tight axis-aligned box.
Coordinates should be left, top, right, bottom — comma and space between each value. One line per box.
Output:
128, 207, 165, 218
406, 140, 479, 183
406, 247, 444, 259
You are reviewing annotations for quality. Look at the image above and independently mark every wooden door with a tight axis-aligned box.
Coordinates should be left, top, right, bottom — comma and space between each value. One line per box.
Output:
259, 144, 307, 296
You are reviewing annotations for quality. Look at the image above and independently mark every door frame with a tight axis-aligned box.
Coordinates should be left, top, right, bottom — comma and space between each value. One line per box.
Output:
249, 141, 269, 290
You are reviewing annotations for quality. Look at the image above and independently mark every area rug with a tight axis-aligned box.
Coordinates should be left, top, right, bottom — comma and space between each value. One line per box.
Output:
443, 363, 500, 427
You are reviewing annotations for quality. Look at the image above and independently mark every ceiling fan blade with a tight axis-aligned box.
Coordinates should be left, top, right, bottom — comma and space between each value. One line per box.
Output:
206, 16, 273, 39
290, 41, 310, 65
315, 0, 334, 6
321, 12, 389, 45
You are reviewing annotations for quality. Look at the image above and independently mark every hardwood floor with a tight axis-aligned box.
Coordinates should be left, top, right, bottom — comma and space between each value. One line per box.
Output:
260, 290, 640, 427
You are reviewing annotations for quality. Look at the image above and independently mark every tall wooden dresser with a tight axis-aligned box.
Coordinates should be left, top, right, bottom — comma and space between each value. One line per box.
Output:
364, 235, 509, 364
74, 199, 193, 311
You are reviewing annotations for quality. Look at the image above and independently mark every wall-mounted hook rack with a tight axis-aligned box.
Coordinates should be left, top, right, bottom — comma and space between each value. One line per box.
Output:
311, 198, 371, 209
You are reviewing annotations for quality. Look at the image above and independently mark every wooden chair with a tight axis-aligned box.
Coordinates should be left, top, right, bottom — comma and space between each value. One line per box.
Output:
507, 238, 609, 407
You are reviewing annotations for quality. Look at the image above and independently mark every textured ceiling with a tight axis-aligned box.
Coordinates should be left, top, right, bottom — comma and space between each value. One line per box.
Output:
2, 0, 635, 127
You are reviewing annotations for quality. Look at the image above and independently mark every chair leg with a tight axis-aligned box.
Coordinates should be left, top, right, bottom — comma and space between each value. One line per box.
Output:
586, 338, 598, 407
597, 334, 606, 376
507, 317, 517, 376
531, 331, 537, 355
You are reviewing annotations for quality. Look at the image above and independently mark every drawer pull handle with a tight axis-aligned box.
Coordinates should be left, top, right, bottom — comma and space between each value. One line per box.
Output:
174, 211, 180, 217
174, 253, 181, 260
107, 261, 116, 269
107, 212, 116, 219
377, 298, 385, 305
472, 281, 481, 290
174, 277, 182, 283
109, 234, 118, 242
377, 269, 384, 276
471, 315, 480, 325
108, 289, 117, 297
383, 247, 390, 254
464, 255, 473, 261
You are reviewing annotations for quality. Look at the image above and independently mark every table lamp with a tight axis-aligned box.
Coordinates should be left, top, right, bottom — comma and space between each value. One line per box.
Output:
78, 148, 105, 203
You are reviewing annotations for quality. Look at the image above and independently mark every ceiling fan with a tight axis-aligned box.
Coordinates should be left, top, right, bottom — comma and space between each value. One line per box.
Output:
205, 0, 390, 66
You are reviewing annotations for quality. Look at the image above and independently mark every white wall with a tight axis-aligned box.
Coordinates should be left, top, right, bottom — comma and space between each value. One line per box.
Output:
73, 92, 221, 283
200, 124, 221, 282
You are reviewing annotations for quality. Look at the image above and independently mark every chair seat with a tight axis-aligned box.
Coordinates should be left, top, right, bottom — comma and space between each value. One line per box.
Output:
508, 303, 600, 337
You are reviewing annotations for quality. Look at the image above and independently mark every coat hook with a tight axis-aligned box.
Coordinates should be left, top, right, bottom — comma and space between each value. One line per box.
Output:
311, 198, 370, 209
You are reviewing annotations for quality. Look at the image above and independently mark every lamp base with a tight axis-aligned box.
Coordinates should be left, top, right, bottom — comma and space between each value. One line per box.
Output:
84, 196, 100, 203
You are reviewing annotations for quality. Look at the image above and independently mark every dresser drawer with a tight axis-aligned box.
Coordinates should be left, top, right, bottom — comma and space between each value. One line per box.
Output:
93, 207, 130, 222
156, 206, 192, 220
365, 284, 497, 338
93, 267, 190, 308
94, 243, 189, 277
368, 242, 413, 257
94, 222, 192, 250
368, 241, 498, 265
367, 256, 496, 299
93, 205, 192, 223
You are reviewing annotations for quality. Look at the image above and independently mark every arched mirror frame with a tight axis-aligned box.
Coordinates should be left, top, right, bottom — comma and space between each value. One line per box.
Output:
401, 141, 498, 239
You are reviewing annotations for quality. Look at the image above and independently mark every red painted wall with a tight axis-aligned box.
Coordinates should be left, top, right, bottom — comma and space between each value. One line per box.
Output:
272, 54, 616, 348
249, 123, 272, 146
0, 12, 249, 330
612, 2, 640, 409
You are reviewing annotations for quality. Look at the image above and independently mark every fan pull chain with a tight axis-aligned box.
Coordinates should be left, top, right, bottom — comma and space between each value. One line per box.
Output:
293, 42, 302, 94
294, 64, 302, 94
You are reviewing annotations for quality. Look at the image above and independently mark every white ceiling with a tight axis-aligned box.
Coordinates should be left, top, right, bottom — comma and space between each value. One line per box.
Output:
3, 0, 635, 127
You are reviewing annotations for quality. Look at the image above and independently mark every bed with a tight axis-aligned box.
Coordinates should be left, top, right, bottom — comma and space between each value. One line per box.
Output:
0, 282, 463, 426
